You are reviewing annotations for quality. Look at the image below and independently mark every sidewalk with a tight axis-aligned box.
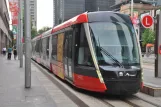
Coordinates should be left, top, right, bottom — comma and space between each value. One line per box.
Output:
143, 67, 161, 86
142, 62, 161, 96
142, 54, 161, 86
142, 54, 155, 64
0, 55, 78, 107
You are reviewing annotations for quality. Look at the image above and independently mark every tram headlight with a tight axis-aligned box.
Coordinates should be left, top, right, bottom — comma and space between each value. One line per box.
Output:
118, 72, 124, 77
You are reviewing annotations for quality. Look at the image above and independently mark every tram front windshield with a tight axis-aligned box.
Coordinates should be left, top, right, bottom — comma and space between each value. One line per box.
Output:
89, 22, 140, 66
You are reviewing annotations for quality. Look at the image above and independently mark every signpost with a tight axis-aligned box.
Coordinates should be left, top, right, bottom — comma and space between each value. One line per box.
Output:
141, 14, 161, 78
141, 15, 154, 28
155, 12, 161, 78
8, 0, 19, 60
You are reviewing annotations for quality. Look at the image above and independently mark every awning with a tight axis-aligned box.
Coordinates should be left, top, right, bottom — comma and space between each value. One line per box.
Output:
111, 0, 154, 10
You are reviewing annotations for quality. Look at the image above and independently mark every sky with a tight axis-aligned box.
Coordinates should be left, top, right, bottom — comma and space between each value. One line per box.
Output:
6, 0, 53, 31
37, 0, 53, 30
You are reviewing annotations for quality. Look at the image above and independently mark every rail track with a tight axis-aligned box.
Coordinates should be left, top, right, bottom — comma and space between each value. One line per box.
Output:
32, 60, 160, 107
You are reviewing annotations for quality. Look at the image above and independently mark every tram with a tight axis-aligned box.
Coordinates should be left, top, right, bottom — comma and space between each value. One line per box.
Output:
32, 11, 143, 95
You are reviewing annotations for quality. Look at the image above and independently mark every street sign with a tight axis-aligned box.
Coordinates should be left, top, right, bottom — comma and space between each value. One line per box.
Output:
131, 17, 139, 25
141, 15, 154, 28
12, 26, 17, 34
13, 34, 17, 40
130, 11, 139, 25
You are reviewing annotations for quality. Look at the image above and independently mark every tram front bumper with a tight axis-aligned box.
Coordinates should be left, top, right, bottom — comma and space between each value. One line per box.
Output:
105, 79, 141, 95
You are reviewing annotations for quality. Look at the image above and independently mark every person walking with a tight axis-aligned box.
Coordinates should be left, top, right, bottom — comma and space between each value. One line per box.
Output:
13, 47, 17, 60
2, 47, 6, 56
7, 47, 12, 60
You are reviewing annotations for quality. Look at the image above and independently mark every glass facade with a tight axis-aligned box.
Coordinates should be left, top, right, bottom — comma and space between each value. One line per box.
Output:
53, 0, 116, 25
53, 0, 85, 26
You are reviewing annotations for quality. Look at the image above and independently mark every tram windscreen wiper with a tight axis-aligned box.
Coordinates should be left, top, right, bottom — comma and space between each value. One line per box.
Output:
96, 37, 124, 68
99, 47, 124, 68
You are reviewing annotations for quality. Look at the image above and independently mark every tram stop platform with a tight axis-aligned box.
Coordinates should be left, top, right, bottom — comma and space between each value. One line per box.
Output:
0, 55, 78, 107
142, 56, 161, 97
0, 54, 161, 107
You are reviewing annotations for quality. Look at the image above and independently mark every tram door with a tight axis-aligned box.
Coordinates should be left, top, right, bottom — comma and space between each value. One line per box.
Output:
64, 30, 73, 81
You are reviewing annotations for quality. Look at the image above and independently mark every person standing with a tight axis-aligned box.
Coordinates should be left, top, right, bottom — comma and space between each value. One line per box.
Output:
13, 47, 17, 60
7, 47, 12, 60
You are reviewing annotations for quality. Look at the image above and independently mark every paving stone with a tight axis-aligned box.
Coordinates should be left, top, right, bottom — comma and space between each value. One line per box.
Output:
56, 103, 78, 107
0, 101, 35, 107
0, 56, 57, 107
35, 102, 57, 107
25, 95, 48, 104
135, 92, 161, 106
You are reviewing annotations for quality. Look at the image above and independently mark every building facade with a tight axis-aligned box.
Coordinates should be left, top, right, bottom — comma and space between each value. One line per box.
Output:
53, 0, 85, 26
30, 0, 37, 29
85, 0, 115, 11
53, 0, 116, 26
22, 0, 37, 29
0, 0, 12, 53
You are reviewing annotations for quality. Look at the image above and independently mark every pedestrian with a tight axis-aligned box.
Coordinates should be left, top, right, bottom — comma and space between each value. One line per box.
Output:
2, 47, 6, 56
7, 47, 12, 60
13, 46, 17, 60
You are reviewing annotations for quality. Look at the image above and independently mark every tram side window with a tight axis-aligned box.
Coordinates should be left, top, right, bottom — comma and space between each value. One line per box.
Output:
78, 25, 93, 66
42, 38, 46, 56
35, 41, 37, 53
39, 39, 42, 54
32, 42, 34, 53
46, 37, 50, 58
33, 42, 36, 54
67, 31, 73, 60
35, 40, 39, 53
52, 35, 57, 60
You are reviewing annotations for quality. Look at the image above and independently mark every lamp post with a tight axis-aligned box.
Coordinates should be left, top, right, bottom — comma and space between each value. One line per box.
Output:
131, 0, 134, 18
19, 0, 23, 68
24, 0, 31, 88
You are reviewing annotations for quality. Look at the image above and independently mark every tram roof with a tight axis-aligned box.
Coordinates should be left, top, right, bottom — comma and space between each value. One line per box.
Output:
51, 12, 88, 34
34, 11, 130, 39
51, 11, 130, 34
41, 29, 52, 38
32, 34, 42, 41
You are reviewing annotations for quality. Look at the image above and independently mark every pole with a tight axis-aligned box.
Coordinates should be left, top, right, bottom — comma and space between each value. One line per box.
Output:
155, 15, 159, 77
16, 25, 18, 51
24, 0, 31, 88
18, 14, 20, 60
155, 11, 161, 78
19, 0, 23, 68
131, 0, 134, 18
